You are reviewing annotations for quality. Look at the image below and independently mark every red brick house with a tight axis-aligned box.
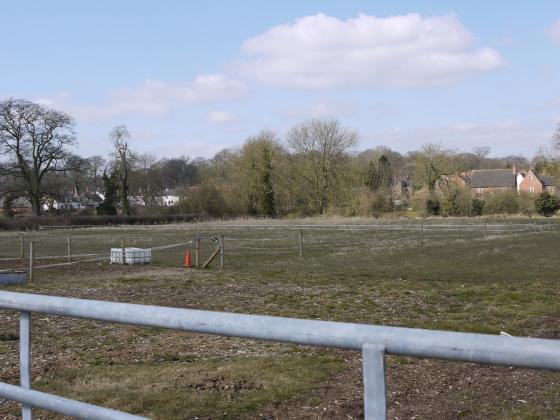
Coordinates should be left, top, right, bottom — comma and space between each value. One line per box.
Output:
517, 168, 556, 195
470, 166, 556, 196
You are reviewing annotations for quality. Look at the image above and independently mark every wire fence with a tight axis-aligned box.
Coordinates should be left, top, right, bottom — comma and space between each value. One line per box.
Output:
0, 219, 559, 274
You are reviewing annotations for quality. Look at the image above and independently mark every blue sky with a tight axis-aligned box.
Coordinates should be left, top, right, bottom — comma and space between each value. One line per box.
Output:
2, 1, 560, 159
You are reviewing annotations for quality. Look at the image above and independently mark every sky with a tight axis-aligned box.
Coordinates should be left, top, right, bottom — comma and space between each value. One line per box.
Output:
2, 1, 560, 159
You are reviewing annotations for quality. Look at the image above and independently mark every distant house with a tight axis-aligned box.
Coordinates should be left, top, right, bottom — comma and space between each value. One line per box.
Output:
517, 168, 556, 195
471, 168, 516, 195
128, 196, 146, 208
470, 166, 556, 196
160, 188, 181, 206
83, 193, 103, 208
0, 197, 32, 215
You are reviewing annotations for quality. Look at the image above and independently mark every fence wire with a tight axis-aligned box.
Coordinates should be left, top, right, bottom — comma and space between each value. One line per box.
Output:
0, 220, 559, 272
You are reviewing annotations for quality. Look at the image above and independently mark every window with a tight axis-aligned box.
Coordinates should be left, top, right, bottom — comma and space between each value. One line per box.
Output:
476, 188, 483, 194
528, 187, 535, 193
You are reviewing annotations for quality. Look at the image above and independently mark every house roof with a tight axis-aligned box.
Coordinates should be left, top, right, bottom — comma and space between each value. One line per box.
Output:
539, 175, 556, 186
471, 169, 515, 188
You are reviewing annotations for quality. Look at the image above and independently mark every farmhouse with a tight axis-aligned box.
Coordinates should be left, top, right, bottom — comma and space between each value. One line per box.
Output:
471, 168, 516, 195
471, 166, 556, 196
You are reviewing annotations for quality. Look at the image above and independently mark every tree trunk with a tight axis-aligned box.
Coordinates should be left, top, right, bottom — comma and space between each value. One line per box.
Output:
30, 194, 41, 217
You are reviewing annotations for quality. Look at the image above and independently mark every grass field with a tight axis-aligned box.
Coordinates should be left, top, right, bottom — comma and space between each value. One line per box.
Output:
0, 218, 559, 419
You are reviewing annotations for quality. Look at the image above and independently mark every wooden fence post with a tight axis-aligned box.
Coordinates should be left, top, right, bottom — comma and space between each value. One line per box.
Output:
484, 221, 488, 240
29, 241, 34, 283
67, 232, 72, 262
298, 230, 303, 257
20, 232, 24, 259
121, 237, 126, 265
219, 234, 224, 270
548, 218, 552, 233
195, 235, 200, 268
420, 222, 424, 246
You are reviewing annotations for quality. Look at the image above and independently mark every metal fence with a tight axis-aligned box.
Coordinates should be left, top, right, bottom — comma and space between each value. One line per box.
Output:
0, 291, 559, 419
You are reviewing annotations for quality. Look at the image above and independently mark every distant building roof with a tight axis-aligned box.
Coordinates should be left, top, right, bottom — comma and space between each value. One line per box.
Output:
539, 175, 556, 187
471, 169, 515, 188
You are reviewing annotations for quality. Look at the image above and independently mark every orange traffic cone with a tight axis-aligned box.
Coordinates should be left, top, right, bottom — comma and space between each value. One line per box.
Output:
185, 250, 192, 268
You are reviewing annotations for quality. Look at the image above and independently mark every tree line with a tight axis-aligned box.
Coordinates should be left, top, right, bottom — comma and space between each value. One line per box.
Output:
1, 98, 560, 218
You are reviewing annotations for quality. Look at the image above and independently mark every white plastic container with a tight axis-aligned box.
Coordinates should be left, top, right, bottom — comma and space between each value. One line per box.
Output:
110, 248, 152, 264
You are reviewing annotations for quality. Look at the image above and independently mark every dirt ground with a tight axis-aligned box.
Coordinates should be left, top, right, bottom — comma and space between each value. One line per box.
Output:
0, 222, 559, 419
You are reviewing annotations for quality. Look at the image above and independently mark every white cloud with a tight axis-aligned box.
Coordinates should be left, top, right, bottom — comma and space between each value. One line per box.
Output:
207, 111, 236, 124
39, 74, 247, 122
235, 13, 505, 89
33, 91, 72, 107
285, 100, 356, 119
548, 19, 560, 45
364, 120, 548, 156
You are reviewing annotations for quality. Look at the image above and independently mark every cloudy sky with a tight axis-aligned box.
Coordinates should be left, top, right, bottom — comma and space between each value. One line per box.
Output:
2, 1, 560, 158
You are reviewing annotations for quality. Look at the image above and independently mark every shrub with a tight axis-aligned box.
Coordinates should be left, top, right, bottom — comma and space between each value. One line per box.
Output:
471, 198, 484, 216
535, 192, 560, 216
482, 191, 520, 215
370, 193, 393, 213
442, 189, 472, 216
425, 197, 441, 216
180, 185, 227, 217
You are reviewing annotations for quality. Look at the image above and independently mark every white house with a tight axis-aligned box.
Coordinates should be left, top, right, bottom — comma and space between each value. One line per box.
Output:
160, 188, 180, 206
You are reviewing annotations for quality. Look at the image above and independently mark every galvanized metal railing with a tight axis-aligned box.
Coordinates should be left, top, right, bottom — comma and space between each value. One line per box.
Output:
0, 291, 559, 419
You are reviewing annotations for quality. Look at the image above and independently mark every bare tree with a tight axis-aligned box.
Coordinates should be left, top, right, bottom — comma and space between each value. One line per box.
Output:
88, 155, 107, 192
414, 143, 457, 192
287, 119, 358, 213
0, 98, 76, 215
111, 125, 132, 215
473, 146, 491, 169
553, 123, 560, 153
131, 153, 162, 208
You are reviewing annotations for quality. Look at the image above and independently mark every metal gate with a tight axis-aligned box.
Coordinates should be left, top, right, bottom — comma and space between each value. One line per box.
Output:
0, 291, 558, 419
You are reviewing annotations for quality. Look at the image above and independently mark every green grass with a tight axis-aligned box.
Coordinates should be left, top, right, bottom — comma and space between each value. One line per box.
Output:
34, 354, 343, 419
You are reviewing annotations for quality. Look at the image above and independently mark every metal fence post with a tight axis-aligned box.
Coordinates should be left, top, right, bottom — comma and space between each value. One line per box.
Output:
219, 234, 224, 270
20, 311, 32, 420
362, 343, 387, 420
28, 242, 34, 283
298, 230, 303, 257
67, 233, 72, 263
484, 221, 488, 239
420, 221, 424, 246
20, 232, 24, 259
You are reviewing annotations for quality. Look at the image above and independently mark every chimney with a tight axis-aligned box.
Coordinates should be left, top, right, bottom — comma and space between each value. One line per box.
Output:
512, 165, 517, 175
